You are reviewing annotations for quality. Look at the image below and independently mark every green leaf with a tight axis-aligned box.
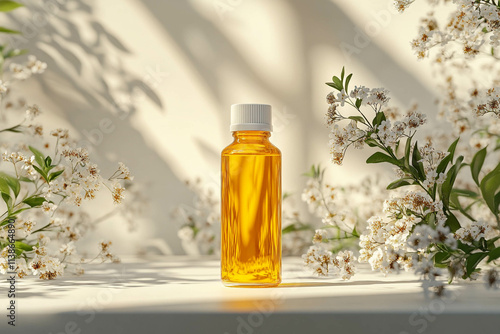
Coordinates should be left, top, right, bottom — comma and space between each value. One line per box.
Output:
386, 178, 411, 190
411, 142, 425, 181
451, 189, 479, 198
0, 172, 20, 197
495, 192, 500, 213
372, 112, 386, 127
0, 176, 10, 194
1, 192, 11, 208
345, 73, 353, 93
436, 138, 459, 175
487, 236, 500, 251
22, 196, 46, 207
348, 116, 365, 123
434, 251, 451, 265
471, 147, 487, 186
488, 247, 500, 263
366, 152, 397, 165
2, 48, 27, 59
341, 67, 345, 81
326, 82, 342, 90
480, 164, 500, 214
465, 252, 487, 277
457, 241, 475, 254
404, 137, 412, 169
444, 211, 461, 232
479, 237, 489, 252
45, 156, 52, 168
440, 156, 464, 209
355, 98, 362, 109
14, 241, 33, 251
332, 76, 343, 91
352, 226, 359, 237
0, 26, 20, 34
303, 164, 321, 178
0, 1, 23, 12
19, 176, 33, 183
364, 137, 379, 148
48, 169, 64, 181
282, 223, 312, 234
0, 124, 22, 133
32, 165, 48, 182
29, 146, 45, 167
449, 191, 476, 222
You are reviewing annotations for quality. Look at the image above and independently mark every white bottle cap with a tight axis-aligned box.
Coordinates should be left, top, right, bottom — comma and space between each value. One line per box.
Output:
230, 104, 273, 132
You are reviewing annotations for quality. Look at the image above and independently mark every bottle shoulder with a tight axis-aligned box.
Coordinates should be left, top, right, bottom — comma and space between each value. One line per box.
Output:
221, 141, 281, 156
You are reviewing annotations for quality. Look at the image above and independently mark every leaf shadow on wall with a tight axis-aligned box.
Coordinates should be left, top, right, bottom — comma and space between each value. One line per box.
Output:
6, 0, 190, 254
139, 0, 437, 178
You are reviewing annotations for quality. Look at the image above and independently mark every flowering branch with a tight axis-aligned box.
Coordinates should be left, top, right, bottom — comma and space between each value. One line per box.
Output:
314, 65, 500, 293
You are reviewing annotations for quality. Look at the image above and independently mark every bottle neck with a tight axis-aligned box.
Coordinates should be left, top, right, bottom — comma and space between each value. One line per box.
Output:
232, 131, 271, 143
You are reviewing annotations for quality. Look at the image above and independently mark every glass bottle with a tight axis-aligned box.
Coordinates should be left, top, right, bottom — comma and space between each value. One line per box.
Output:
221, 104, 282, 287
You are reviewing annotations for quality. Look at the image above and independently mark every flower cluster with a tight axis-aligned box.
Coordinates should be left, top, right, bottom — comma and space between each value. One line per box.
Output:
325, 73, 427, 165
471, 87, 500, 119
299, 164, 390, 279
302, 242, 356, 280
455, 221, 494, 246
359, 191, 457, 280
394, 0, 415, 13
174, 178, 219, 255
404, 1, 500, 59
313, 62, 500, 294
302, 178, 357, 229
0, 54, 135, 279
9, 55, 47, 80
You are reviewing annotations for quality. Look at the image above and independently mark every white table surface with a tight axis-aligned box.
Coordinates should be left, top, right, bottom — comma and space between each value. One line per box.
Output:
1, 256, 499, 334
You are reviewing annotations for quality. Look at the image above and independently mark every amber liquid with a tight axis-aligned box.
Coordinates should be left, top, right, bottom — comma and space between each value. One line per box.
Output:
221, 131, 282, 287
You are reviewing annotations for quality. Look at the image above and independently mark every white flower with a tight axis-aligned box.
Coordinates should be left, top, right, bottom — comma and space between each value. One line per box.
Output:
302, 245, 334, 277
111, 183, 125, 204
336, 89, 348, 107
10, 63, 31, 80
195, 228, 216, 254
435, 224, 457, 249
326, 92, 337, 104
407, 225, 436, 251
455, 220, 493, 245
350, 85, 370, 101
26, 55, 47, 74
41, 201, 57, 215
0, 256, 8, 274
16, 258, 29, 278
366, 88, 390, 106
312, 229, 328, 244
59, 242, 76, 256
394, 0, 415, 12
404, 112, 426, 129
336, 250, 356, 280
25, 104, 42, 120
37, 233, 51, 246
118, 162, 133, 180
177, 226, 194, 241
62, 147, 89, 164
485, 268, 499, 289
0, 80, 7, 94
414, 257, 443, 280
29, 255, 64, 280
14, 219, 36, 239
